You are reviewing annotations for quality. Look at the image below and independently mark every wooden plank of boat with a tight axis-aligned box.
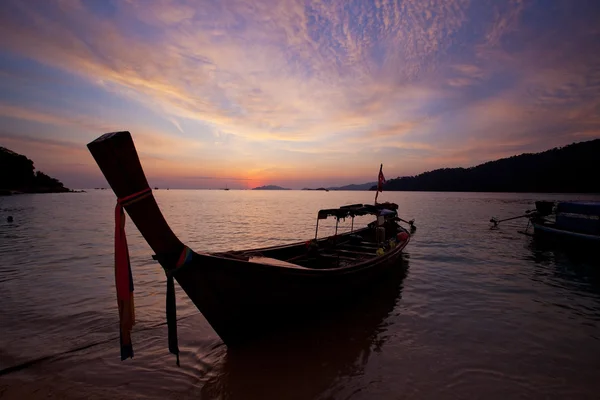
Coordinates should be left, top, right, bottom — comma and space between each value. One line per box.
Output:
360, 241, 380, 247
86, 130, 411, 358
336, 249, 378, 257
532, 221, 600, 242
339, 244, 380, 251
556, 201, 600, 216
318, 253, 359, 261
247, 256, 308, 269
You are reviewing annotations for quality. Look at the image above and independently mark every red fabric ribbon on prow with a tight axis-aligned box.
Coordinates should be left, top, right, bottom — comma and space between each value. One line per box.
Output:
115, 187, 152, 360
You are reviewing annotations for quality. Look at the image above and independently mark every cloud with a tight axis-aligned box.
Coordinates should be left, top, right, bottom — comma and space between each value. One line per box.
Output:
0, 0, 474, 144
0, 103, 116, 133
0, 0, 598, 187
0, 102, 207, 158
483, 0, 525, 47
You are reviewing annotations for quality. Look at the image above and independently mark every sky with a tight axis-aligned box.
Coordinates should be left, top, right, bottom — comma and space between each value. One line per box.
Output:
0, 0, 599, 189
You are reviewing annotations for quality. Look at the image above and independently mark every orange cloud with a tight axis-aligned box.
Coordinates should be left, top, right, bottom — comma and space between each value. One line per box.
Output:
0, 102, 206, 162
0, 103, 117, 133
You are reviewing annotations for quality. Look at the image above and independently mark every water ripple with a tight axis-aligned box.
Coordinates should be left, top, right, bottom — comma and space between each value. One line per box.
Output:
1, 190, 599, 399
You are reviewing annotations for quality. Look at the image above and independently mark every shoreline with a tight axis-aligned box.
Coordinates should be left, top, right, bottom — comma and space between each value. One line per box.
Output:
0, 189, 85, 196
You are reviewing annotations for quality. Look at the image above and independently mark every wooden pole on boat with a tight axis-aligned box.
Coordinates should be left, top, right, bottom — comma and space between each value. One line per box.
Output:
398, 217, 416, 231
490, 210, 536, 227
87, 132, 184, 258
351, 216, 354, 232
314, 218, 319, 240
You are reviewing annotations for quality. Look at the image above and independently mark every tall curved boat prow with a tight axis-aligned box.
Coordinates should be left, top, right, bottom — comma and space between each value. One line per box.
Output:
87, 131, 411, 357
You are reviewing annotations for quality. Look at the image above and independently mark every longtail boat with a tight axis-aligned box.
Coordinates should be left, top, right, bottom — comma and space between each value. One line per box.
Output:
529, 201, 600, 243
491, 200, 600, 245
87, 131, 412, 361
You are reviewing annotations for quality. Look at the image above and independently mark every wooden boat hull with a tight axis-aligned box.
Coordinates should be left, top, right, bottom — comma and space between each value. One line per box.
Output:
174, 234, 409, 346
532, 221, 600, 244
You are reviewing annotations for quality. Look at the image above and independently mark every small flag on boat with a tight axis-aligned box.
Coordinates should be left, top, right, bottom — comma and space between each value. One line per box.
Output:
375, 164, 385, 203
377, 164, 386, 191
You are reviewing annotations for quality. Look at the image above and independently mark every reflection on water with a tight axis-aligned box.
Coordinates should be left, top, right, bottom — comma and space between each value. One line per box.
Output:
1, 190, 600, 399
201, 264, 407, 400
525, 237, 600, 319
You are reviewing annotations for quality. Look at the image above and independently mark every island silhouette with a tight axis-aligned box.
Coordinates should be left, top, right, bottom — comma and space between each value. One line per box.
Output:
252, 185, 291, 190
0, 147, 72, 195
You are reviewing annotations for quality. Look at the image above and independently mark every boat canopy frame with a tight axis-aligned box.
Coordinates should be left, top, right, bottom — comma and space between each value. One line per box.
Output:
313, 203, 399, 239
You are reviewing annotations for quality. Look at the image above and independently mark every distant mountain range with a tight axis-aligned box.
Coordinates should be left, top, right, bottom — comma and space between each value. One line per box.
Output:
252, 185, 291, 190
329, 182, 377, 191
370, 139, 600, 193
301, 182, 377, 191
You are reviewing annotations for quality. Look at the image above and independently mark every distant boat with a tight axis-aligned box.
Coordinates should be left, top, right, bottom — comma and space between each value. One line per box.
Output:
530, 201, 600, 243
223, 184, 230, 191
86, 131, 414, 361
491, 200, 600, 245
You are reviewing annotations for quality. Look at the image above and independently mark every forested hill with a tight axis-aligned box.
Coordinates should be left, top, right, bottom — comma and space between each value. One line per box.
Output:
0, 146, 70, 194
373, 139, 600, 193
